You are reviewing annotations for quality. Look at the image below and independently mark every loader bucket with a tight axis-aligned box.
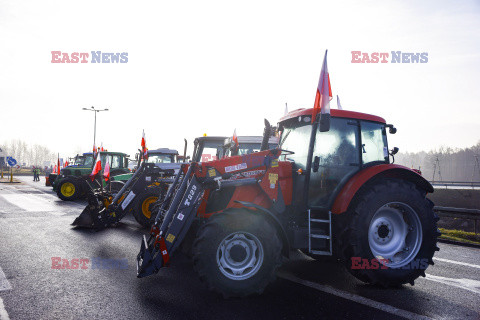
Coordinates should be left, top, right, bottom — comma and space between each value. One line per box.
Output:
71, 206, 97, 228
137, 235, 161, 278
71, 203, 110, 229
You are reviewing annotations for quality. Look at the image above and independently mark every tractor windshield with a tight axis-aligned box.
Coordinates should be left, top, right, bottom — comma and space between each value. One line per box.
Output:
74, 156, 85, 166
83, 155, 94, 167
148, 154, 175, 164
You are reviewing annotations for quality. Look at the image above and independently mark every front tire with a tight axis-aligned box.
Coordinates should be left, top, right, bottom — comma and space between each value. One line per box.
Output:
193, 211, 282, 298
340, 178, 440, 286
132, 186, 163, 228
57, 179, 81, 201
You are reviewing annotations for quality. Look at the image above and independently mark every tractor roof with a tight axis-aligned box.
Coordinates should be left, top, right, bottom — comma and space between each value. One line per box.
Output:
148, 148, 179, 155
279, 108, 386, 123
194, 136, 228, 143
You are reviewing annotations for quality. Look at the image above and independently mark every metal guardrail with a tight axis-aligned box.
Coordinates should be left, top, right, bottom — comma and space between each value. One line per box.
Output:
430, 181, 480, 188
434, 206, 480, 235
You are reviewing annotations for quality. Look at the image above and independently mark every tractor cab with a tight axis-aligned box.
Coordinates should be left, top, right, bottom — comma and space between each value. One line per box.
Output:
279, 109, 391, 211
147, 148, 179, 164
97, 152, 130, 176
192, 136, 228, 162
72, 153, 94, 167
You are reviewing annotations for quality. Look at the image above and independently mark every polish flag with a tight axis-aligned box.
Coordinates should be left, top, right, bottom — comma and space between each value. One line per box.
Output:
103, 157, 110, 181
90, 154, 102, 181
64, 160, 69, 167
232, 129, 239, 148
53, 165, 57, 173
57, 154, 61, 174
141, 130, 148, 159
100, 143, 104, 152
312, 50, 332, 124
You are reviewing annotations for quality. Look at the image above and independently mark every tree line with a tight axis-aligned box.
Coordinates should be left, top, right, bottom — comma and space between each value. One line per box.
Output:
1, 139, 56, 168
395, 141, 480, 182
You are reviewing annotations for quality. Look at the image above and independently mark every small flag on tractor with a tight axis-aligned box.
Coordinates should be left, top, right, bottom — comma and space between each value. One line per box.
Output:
100, 142, 104, 152
312, 50, 332, 124
57, 154, 61, 174
232, 129, 239, 148
93, 144, 97, 160
64, 160, 69, 167
337, 95, 342, 110
103, 156, 110, 182
90, 153, 102, 181
141, 130, 148, 160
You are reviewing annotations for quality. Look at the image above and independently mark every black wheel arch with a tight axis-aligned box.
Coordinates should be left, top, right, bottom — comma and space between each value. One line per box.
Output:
225, 202, 290, 257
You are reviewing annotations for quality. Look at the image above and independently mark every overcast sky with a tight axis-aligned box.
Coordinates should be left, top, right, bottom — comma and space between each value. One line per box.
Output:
0, 0, 479, 158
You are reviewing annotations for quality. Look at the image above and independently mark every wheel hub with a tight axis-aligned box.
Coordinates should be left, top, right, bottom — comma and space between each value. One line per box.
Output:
368, 202, 423, 268
217, 232, 264, 281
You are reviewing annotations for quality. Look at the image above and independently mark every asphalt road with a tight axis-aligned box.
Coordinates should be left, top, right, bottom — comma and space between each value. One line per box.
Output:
0, 176, 479, 320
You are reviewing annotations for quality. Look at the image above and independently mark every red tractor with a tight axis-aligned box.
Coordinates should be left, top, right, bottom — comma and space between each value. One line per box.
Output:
137, 108, 439, 297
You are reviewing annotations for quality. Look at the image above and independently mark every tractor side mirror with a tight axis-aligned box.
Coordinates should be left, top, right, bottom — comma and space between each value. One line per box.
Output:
386, 124, 397, 134
319, 113, 331, 132
390, 147, 399, 155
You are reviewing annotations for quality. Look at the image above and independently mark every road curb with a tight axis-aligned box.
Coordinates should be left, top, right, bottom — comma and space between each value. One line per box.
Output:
438, 238, 480, 249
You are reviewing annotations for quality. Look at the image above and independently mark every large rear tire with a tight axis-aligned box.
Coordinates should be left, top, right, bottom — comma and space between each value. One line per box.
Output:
340, 178, 440, 286
193, 211, 282, 298
56, 178, 81, 201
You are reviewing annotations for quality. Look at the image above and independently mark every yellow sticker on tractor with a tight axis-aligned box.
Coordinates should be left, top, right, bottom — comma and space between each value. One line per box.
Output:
166, 234, 176, 243
268, 173, 278, 188
271, 159, 279, 167
208, 168, 216, 177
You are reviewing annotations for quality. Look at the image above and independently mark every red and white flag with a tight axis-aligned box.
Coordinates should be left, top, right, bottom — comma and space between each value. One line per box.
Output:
312, 50, 332, 123
103, 156, 110, 181
64, 160, 69, 167
141, 130, 148, 159
57, 154, 61, 174
90, 153, 102, 181
100, 142, 104, 152
232, 129, 239, 148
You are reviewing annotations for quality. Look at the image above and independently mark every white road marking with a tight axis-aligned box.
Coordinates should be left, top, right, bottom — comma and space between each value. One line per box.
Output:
433, 257, 480, 270
0, 194, 82, 214
0, 297, 10, 320
0, 267, 11, 292
278, 272, 433, 320
424, 274, 480, 295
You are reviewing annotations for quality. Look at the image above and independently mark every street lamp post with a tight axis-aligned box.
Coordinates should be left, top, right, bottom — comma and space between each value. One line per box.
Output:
82, 106, 109, 151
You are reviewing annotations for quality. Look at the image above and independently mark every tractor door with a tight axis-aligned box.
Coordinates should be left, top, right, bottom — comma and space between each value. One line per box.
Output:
308, 118, 361, 209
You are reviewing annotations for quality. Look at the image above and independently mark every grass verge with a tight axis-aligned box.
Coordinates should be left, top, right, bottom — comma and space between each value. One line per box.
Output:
439, 228, 480, 246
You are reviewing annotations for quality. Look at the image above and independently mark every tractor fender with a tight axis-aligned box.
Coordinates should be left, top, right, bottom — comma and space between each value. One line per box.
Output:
234, 200, 290, 257
331, 164, 433, 215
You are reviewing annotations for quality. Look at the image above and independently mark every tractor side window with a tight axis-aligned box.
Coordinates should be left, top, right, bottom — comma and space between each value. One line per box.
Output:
360, 121, 388, 165
111, 155, 121, 169
279, 124, 312, 170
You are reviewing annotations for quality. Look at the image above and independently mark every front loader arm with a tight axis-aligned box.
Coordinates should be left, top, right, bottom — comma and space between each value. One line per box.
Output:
136, 149, 282, 277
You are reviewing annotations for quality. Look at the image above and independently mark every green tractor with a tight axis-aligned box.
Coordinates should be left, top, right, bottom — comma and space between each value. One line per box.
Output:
54, 151, 131, 201
47, 153, 94, 187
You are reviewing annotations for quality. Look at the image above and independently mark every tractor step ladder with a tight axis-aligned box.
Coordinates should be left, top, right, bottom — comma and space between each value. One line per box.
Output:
308, 210, 332, 256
